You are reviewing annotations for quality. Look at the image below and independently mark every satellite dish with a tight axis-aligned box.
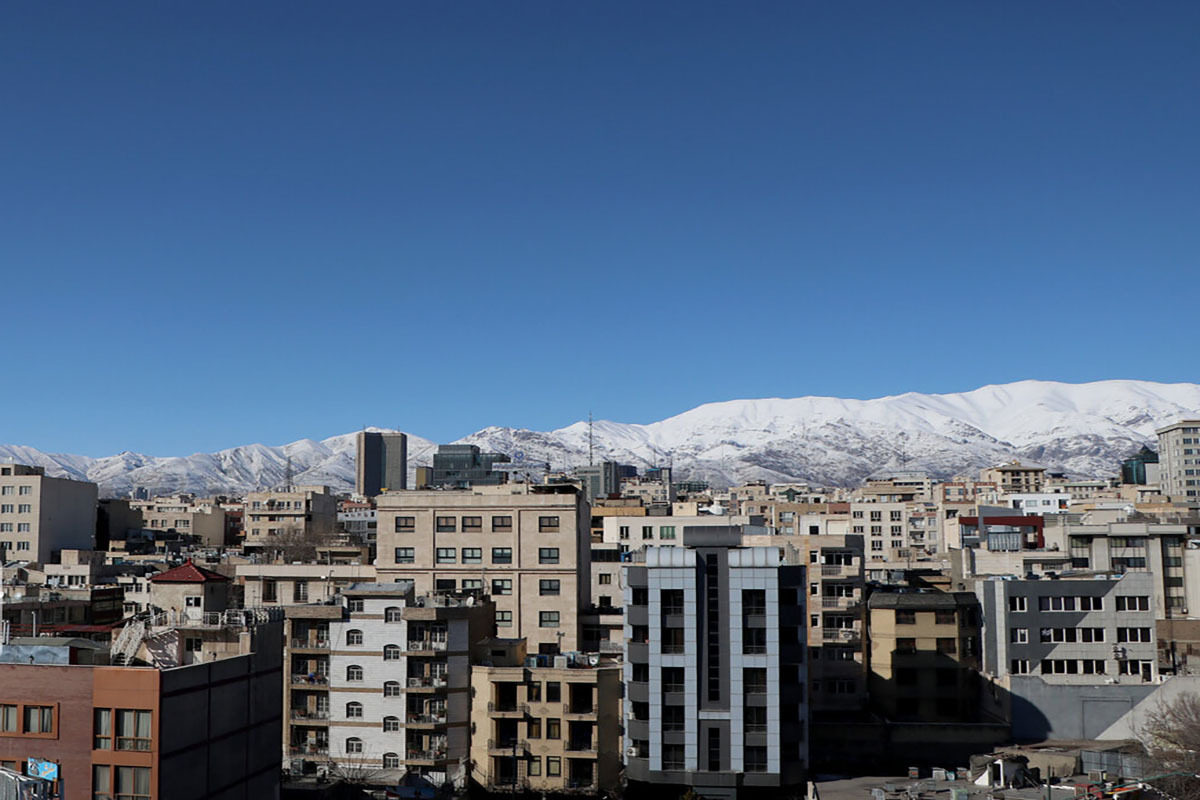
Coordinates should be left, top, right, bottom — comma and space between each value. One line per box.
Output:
587, 654, 600, 666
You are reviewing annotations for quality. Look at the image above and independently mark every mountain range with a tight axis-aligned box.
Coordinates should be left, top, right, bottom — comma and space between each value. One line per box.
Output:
2, 380, 1197, 497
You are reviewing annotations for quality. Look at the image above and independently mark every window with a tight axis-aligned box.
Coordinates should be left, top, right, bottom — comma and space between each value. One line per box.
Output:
491, 547, 512, 564
496, 610, 513, 627
93, 708, 111, 748
346, 702, 363, 718
528, 682, 542, 702
528, 756, 542, 776
547, 682, 561, 702
347, 629, 364, 645
385, 606, 403, 623
185, 637, 202, 653
0, 487, 8, 495
539, 516, 560, 532
0, 505, 9, 514
348, 598, 364, 613
539, 579, 560, 596
598, 573, 612, 585
383, 716, 400, 732
547, 756, 561, 776
1011, 628, 1028, 644
23, 706, 53, 734
743, 627, 767, 654
744, 668, 767, 694
384, 681, 402, 697
293, 582, 309, 603
895, 638, 917, 654
384, 645, 402, 660
743, 589, 766, 616
394, 516, 415, 532
492, 578, 512, 595
435, 516, 456, 532
116, 709, 151, 751
346, 737, 363, 754
436, 548, 456, 564
619, 525, 630, 540
935, 610, 956, 625
115, 766, 151, 800
538, 548, 559, 564
527, 718, 542, 739
1117, 595, 1150, 612
663, 705, 685, 732
18, 486, 30, 496
93, 764, 111, 800
262, 579, 278, 603
936, 638, 957, 655
347, 665, 363, 681
662, 744, 685, 770
461, 547, 482, 564
642, 525, 653, 540
394, 547, 415, 564
660, 525, 676, 540
462, 516, 482, 532
546, 718, 561, 739
745, 745, 768, 773
492, 516, 513, 532
1117, 627, 1153, 643
540, 611, 560, 628
184, 595, 202, 608
383, 752, 401, 769
896, 610, 917, 625
1011, 659, 1030, 674
662, 626, 685, 654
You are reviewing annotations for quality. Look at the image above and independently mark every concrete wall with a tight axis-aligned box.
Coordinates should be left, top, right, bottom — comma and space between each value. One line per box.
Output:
1008, 676, 1156, 741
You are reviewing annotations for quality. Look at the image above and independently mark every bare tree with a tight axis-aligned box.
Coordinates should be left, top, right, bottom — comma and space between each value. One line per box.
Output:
1135, 690, 1200, 797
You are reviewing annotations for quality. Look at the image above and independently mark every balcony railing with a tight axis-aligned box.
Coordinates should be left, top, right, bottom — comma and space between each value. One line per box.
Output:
488, 739, 528, 752
566, 739, 596, 752
408, 640, 449, 651
289, 743, 329, 756
488, 702, 528, 714
408, 676, 448, 688
407, 712, 448, 724
564, 702, 594, 716
821, 596, 860, 609
406, 749, 448, 762
291, 638, 330, 649
290, 674, 329, 686
290, 709, 330, 721
821, 563, 857, 577
822, 628, 860, 643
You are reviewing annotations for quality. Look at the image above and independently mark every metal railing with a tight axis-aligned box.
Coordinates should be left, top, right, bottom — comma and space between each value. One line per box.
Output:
407, 639, 449, 651
487, 702, 528, 714
290, 674, 329, 686
408, 676, 448, 688
290, 638, 330, 649
290, 709, 330, 720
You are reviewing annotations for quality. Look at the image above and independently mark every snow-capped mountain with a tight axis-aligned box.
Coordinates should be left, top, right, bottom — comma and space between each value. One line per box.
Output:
2, 380, 1198, 496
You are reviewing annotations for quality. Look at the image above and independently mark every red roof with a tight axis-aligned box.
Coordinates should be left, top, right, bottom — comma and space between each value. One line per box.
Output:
149, 559, 230, 584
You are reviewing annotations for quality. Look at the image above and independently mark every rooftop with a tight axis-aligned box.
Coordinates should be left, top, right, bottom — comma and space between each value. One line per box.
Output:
149, 559, 230, 584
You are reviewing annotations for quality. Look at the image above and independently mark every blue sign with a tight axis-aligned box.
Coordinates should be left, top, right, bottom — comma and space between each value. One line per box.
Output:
26, 758, 58, 780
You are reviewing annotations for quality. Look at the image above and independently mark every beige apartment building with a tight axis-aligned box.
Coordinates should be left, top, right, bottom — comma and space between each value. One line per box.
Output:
1156, 419, 1200, 500
376, 484, 590, 653
130, 494, 227, 546
980, 461, 1046, 494
468, 639, 621, 794
237, 561, 377, 606
243, 485, 338, 550
0, 463, 97, 564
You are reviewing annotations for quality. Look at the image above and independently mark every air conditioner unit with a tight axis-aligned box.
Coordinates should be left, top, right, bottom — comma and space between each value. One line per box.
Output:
1088, 770, 1106, 782
626, 747, 639, 757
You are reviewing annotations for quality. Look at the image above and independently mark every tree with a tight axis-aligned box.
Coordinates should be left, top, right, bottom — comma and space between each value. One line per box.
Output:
1134, 690, 1200, 798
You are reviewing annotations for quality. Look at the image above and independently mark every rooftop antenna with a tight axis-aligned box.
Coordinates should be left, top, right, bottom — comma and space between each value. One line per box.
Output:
588, 411, 594, 466
284, 455, 294, 492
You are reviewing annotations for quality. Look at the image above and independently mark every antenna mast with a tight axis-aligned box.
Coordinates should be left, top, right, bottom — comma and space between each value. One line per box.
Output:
284, 455, 294, 492
588, 411, 594, 466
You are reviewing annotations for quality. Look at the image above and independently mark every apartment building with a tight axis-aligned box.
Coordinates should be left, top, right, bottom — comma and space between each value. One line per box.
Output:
1043, 520, 1196, 619
1156, 420, 1200, 500
1004, 493, 1071, 515
980, 461, 1047, 495
574, 462, 621, 503
356, 431, 408, 497
976, 572, 1158, 684
238, 562, 377, 607
325, 583, 494, 789
623, 529, 808, 799
866, 590, 982, 722
129, 494, 227, 546
0, 611, 283, 800
468, 639, 621, 794
0, 464, 97, 565
242, 486, 337, 550
376, 484, 589, 653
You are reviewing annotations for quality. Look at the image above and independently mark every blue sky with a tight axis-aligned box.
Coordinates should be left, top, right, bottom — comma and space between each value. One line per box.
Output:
3, 2, 1198, 456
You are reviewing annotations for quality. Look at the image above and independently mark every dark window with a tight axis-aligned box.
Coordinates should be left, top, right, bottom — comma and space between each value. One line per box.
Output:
744, 667, 767, 694
662, 626, 685, 654
662, 667, 685, 693
935, 610, 956, 625
745, 744, 767, 772
435, 516, 456, 532
462, 516, 482, 532
745, 705, 767, 733
538, 548, 559, 564
539, 579, 561, 596
632, 588, 648, 606
661, 589, 684, 616
743, 627, 767, 654
394, 547, 415, 564
539, 516, 560, 532
663, 705, 685, 732
394, 516, 415, 532
896, 610, 917, 625
546, 682, 561, 703
492, 516, 513, 532
708, 729, 722, 772
743, 589, 766, 616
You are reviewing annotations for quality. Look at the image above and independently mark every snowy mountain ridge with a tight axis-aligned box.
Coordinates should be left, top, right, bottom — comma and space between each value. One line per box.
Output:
3, 380, 1198, 496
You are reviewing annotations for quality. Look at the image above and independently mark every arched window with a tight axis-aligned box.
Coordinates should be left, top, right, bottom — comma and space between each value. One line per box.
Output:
346, 664, 363, 682
385, 607, 403, 623
346, 702, 363, 718
383, 644, 402, 661
383, 752, 401, 769
346, 629, 363, 646
384, 681, 402, 697
383, 715, 400, 732
346, 737, 363, 754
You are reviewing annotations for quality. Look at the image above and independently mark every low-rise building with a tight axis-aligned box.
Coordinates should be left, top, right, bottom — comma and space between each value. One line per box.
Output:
0, 464, 97, 565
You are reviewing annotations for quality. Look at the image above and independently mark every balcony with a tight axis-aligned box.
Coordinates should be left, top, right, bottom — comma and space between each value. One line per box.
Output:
487, 739, 528, 754
290, 638, 330, 651
406, 749, 448, 763
821, 596, 861, 610
488, 702, 528, 716
408, 640, 449, 652
289, 743, 329, 757
290, 674, 329, 688
407, 712, 448, 726
408, 676, 448, 689
563, 702, 595, 718
821, 564, 857, 577
290, 709, 330, 723
566, 739, 597, 755
822, 628, 861, 643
